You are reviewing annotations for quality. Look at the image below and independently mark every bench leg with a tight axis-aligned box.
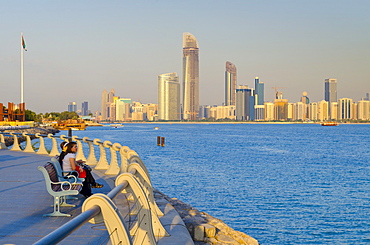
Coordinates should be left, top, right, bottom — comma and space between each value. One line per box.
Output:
44, 196, 72, 217
60, 196, 76, 207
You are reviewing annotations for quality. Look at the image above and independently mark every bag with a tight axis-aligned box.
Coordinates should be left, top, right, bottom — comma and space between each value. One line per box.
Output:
75, 165, 86, 178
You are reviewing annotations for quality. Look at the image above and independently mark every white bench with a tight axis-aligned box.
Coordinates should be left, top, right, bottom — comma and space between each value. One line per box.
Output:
38, 162, 82, 217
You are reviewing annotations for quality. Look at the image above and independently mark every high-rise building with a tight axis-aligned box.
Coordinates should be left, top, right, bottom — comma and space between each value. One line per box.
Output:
254, 77, 264, 105
81, 101, 88, 116
101, 89, 115, 121
68, 102, 77, 112
225, 62, 237, 106
158, 72, 180, 121
236, 85, 255, 121
317, 100, 329, 121
264, 102, 275, 121
338, 98, 353, 120
182, 32, 199, 120
116, 98, 132, 121
324, 78, 337, 119
357, 100, 370, 120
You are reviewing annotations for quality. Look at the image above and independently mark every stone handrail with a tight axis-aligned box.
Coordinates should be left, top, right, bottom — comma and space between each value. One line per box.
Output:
0, 132, 168, 245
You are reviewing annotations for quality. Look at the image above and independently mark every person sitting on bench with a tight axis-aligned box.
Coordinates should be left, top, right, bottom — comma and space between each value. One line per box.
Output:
58, 141, 103, 198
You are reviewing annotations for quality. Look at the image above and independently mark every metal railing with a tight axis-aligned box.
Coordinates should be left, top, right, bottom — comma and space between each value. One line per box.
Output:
0, 131, 168, 245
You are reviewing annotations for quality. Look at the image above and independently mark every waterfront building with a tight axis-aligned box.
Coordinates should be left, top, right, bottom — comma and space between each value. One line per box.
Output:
101, 89, 115, 121
308, 102, 318, 121
287, 103, 294, 121
116, 98, 132, 121
274, 99, 289, 120
330, 102, 338, 120
264, 102, 275, 121
254, 105, 264, 121
131, 101, 144, 121
211, 105, 235, 120
352, 102, 358, 120
143, 103, 158, 121
357, 100, 370, 120
317, 100, 329, 121
338, 98, 353, 120
324, 78, 337, 119
225, 62, 237, 106
182, 32, 199, 120
293, 102, 305, 121
366, 92, 370, 100
255, 77, 265, 106
236, 85, 255, 121
81, 101, 89, 116
68, 102, 77, 112
199, 105, 212, 119
158, 72, 180, 121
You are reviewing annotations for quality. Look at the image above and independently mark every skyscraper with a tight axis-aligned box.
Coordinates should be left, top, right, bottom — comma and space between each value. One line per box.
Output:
254, 77, 264, 105
158, 72, 180, 121
182, 32, 199, 120
236, 85, 255, 121
225, 61, 237, 106
68, 102, 77, 112
324, 78, 337, 119
101, 89, 115, 121
81, 101, 89, 116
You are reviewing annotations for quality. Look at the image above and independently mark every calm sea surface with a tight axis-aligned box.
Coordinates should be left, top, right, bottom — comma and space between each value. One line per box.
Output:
64, 123, 370, 245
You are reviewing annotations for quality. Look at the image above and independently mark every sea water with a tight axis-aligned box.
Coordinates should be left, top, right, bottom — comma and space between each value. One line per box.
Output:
66, 123, 370, 245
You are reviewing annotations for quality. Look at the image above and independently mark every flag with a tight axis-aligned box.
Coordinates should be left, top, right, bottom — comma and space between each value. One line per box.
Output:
22, 35, 27, 51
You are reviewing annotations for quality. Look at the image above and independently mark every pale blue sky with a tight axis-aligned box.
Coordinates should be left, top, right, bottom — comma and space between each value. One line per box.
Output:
1, 0, 369, 113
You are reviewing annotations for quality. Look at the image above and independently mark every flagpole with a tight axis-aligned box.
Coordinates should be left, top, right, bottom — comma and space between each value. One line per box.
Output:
20, 32, 24, 103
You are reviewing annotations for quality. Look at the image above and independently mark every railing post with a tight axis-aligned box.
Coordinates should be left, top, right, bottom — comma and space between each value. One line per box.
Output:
35, 133, 49, 155
105, 142, 121, 175
72, 136, 87, 162
94, 139, 109, 170
22, 132, 35, 153
10, 133, 22, 151
118, 146, 131, 173
128, 155, 150, 182
0, 134, 7, 149
115, 173, 161, 243
128, 163, 164, 217
82, 194, 133, 245
83, 137, 98, 166
48, 134, 60, 157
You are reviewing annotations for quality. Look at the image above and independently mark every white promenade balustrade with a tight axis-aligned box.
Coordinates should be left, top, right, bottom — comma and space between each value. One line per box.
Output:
0, 131, 182, 245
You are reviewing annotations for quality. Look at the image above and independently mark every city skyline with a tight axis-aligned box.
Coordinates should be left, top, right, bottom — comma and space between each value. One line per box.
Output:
1, 1, 369, 113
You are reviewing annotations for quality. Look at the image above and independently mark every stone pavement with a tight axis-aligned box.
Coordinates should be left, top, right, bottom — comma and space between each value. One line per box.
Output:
0, 149, 193, 245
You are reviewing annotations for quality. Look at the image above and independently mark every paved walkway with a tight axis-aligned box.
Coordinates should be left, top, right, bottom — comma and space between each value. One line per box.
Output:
0, 149, 193, 245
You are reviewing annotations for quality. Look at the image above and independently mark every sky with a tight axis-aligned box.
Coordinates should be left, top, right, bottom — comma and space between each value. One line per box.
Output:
1, 0, 369, 113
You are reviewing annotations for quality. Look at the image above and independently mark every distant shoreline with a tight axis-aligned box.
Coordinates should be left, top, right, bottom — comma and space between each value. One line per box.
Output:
97, 121, 370, 125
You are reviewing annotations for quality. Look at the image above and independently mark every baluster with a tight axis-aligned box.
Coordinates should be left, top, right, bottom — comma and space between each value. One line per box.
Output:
118, 146, 131, 173
72, 136, 87, 162
105, 142, 121, 175
10, 133, 22, 151
22, 132, 35, 153
94, 139, 109, 170
35, 133, 49, 155
83, 137, 98, 166
48, 134, 60, 157
0, 134, 7, 149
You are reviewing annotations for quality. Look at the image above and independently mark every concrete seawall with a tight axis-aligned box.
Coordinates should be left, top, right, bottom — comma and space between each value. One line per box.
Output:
1, 127, 259, 244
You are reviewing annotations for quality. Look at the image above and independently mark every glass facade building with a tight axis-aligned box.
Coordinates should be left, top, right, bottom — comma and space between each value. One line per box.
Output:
182, 33, 199, 120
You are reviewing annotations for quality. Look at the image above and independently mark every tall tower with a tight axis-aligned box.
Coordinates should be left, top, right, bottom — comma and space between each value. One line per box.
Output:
182, 32, 199, 120
236, 85, 255, 121
81, 101, 89, 116
101, 89, 115, 121
254, 77, 264, 105
324, 78, 337, 119
158, 72, 180, 121
225, 61, 237, 106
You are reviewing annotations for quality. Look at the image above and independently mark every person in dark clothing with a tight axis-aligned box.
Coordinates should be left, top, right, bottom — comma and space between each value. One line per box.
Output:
58, 141, 103, 198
